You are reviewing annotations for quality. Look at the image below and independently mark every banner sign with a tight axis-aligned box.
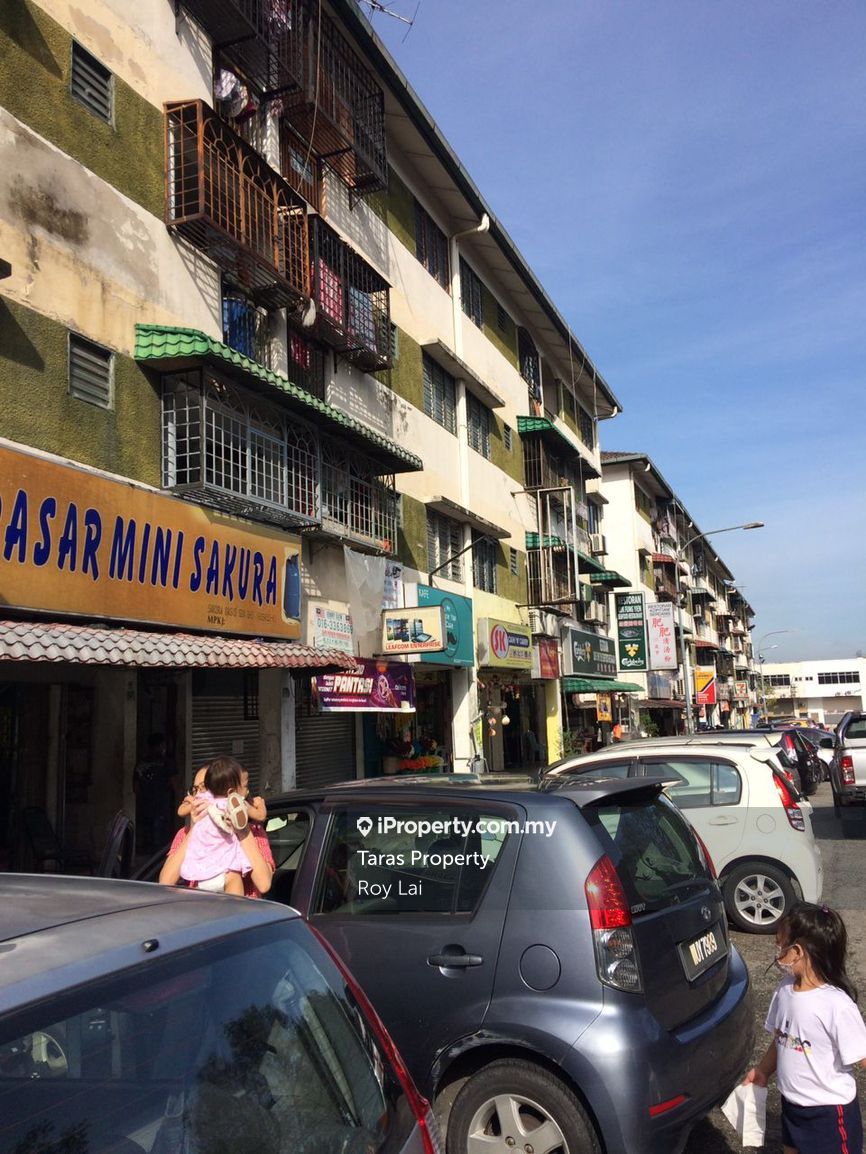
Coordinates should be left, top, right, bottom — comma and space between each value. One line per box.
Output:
477, 618, 533, 669
0, 444, 301, 639
561, 625, 617, 678
308, 601, 354, 655
695, 669, 717, 705
596, 693, 613, 722
531, 636, 560, 680
416, 584, 474, 667
646, 601, 678, 670
615, 592, 648, 671
314, 659, 415, 713
381, 605, 446, 655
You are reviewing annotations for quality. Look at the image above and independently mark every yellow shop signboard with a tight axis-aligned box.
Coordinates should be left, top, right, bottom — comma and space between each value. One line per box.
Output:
0, 444, 302, 639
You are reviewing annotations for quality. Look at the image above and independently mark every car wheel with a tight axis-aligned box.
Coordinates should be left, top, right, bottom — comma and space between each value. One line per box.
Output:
446, 1058, 601, 1154
722, 862, 795, 934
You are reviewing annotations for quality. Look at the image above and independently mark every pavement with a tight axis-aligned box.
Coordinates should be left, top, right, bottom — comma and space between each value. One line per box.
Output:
684, 781, 866, 1151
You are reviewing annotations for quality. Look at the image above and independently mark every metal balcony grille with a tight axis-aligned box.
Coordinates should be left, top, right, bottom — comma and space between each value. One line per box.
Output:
527, 550, 577, 610
222, 294, 273, 368
320, 438, 397, 552
280, 124, 321, 210
165, 100, 310, 309
309, 218, 390, 369
311, 217, 346, 343
522, 437, 580, 492
287, 332, 326, 399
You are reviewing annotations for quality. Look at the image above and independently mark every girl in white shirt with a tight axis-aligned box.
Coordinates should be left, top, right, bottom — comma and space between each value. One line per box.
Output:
745, 902, 866, 1154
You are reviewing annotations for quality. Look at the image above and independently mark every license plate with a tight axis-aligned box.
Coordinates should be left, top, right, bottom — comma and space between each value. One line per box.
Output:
679, 922, 727, 981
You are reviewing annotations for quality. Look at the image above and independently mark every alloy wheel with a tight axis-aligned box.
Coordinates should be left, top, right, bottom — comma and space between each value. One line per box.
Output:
466, 1091, 569, 1154
732, 872, 786, 927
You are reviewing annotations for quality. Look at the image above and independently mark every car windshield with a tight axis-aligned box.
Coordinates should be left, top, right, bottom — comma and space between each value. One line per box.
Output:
0, 921, 398, 1154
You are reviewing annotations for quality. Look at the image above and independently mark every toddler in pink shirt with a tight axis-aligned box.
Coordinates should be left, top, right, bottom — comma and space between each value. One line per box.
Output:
180, 756, 251, 894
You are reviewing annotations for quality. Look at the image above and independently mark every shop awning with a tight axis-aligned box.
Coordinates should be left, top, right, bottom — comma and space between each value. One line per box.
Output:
693, 638, 719, 649
589, 570, 632, 587
637, 698, 686, 710
0, 620, 359, 670
562, 677, 643, 693
652, 553, 676, 564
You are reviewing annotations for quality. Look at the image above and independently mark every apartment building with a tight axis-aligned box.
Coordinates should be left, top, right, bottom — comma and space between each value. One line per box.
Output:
600, 452, 757, 733
759, 658, 866, 726
0, 0, 620, 867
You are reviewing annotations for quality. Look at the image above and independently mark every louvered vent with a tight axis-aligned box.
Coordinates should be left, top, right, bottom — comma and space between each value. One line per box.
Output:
71, 42, 112, 123
69, 334, 113, 408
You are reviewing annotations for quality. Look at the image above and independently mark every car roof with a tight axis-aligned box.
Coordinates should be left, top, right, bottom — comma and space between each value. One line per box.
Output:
0, 876, 295, 1012
545, 741, 778, 774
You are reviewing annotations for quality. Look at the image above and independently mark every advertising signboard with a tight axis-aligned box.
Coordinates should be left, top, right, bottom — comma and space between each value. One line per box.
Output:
561, 625, 618, 678
308, 601, 354, 654
381, 605, 446, 655
313, 659, 415, 712
416, 584, 474, 667
596, 693, 613, 722
531, 636, 561, 680
695, 669, 717, 705
646, 601, 678, 670
0, 443, 301, 639
614, 592, 648, 672
477, 618, 532, 669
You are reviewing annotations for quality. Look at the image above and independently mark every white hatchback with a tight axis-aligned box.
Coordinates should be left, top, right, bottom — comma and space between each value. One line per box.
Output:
544, 741, 823, 933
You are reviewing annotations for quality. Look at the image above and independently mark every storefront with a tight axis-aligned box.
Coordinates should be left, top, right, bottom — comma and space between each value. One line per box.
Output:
476, 617, 535, 771
0, 444, 355, 869
560, 624, 641, 749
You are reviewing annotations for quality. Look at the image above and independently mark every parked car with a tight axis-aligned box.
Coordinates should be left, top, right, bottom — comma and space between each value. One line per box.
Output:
543, 740, 823, 934
830, 711, 866, 830
773, 727, 824, 796
0, 875, 439, 1154
143, 775, 752, 1154
797, 728, 835, 780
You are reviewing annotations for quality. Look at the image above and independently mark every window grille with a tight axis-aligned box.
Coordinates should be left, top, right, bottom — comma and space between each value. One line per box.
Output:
68, 334, 113, 409
427, 511, 463, 581
496, 303, 510, 332
71, 42, 112, 122
510, 547, 519, 576
422, 354, 456, 434
460, 257, 483, 327
467, 394, 491, 459
389, 323, 399, 362
222, 293, 272, 368
321, 438, 397, 551
415, 202, 449, 290
518, 328, 540, 398
311, 218, 346, 337
578, 405, 594, 448
472, 533, 497, 594
503, 424, 512, 452
287, 333, 326, 400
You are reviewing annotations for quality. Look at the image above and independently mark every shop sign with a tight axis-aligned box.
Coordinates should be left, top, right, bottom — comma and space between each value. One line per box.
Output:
734, 680, 749, 700
561, 625, 617, 678
308, 600, 354, 654
614, 592, 648, 672
531, 636, 560, 680
313, 659, 415, 713
596, 693, 613, 722
0, 444, 301, 639
695, 669, 717, 705
477, 618, 532, 669
417, 584, 474, 667
646, 601, 678, 670
380, 605, 446, 655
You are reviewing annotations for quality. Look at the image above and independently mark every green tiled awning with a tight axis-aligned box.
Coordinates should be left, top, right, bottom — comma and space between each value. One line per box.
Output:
135, 325, 423, 474
562, 677, 643, 693
577, 550, 607, 575
525, 532, 568, 550
516, 416, 600, 478
589, 570, 632, 586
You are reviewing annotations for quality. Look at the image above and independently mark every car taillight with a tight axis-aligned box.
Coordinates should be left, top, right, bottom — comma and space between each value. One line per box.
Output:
842, 754, 855, 785
585, 855, 642, 993
773, 772, 806, 831
310, 927, 440, 1154
692, 829, 717, 879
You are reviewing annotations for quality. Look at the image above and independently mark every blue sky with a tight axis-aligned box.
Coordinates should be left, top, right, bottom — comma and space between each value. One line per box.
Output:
366, 0, 866, 660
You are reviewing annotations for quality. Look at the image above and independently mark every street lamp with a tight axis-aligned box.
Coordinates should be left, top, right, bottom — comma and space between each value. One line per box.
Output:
757, 629, 792, 721
675, 521, 764, 734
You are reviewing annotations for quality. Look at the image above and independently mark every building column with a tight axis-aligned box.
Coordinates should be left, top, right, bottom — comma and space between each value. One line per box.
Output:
544, 679, 563, 765
280, 671, 297, 792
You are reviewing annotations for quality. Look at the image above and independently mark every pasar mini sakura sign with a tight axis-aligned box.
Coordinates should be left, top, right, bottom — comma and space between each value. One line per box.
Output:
646, 601, 678, 671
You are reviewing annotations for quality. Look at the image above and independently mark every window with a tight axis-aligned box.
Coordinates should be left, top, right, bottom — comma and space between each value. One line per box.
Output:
427, 510, 463, 581
578, 406, 594, 448
518, 328, 540, 399
496, 303, 510, 332
817, 671, 861, 685
314, 805, 510, 915
422, 353, 456, 434
466, 393, 491, 458
415, 202, 449, 289
472, 532, 497, 594
503, 424, 512, 452
509, 547, 519, 576
642, 758, 742, 809
71, 42, 112, 122
68, 334, 113, 409
389, 323, 399, 362
459, 257, 483, 327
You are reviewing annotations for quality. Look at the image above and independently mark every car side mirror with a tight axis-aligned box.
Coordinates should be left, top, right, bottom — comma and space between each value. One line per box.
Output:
820, 737, 834, 749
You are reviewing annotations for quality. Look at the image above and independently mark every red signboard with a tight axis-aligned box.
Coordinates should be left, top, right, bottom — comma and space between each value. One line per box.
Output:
695, 670, 717, 705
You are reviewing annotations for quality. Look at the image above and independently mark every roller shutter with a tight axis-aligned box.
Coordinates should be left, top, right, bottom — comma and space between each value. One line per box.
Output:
191, 671, 262, 794
295, 677, 356, 789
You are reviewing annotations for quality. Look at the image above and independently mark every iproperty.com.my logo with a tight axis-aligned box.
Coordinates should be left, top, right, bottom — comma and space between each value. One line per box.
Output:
354, 815, 557, 839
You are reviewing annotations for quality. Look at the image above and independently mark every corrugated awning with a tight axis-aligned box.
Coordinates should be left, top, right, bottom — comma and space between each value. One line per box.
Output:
0, 620, 359, 670
693, 638, 719, 649
638, 698, 686, 710
652, 553, 676, 564
589, 570, 632, 587
562, 677, 643, 693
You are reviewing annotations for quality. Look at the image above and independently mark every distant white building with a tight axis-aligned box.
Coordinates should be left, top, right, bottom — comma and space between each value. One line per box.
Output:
759, 658, 866, 725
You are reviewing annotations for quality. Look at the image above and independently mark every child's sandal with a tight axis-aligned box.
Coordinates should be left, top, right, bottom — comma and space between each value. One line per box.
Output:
225, 792, 249, 832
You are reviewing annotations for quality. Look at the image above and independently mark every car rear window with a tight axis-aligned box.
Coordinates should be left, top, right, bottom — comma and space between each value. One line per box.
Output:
585, 795, 712, 912
0, 921, 405, 1154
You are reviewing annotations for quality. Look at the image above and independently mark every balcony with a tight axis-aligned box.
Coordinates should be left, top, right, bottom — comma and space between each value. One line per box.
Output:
165, 100, 310, 309
653, 568, 678, 601
522, 435, 582, 492
320, 439, 398, 553
527, 549, 581, 612
310, 217, 391, 371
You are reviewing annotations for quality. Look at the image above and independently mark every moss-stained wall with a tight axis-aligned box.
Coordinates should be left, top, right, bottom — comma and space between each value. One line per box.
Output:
397, 492, 428, 572
490, 415, 523, 485
378, 324, 423, 411
481, 285, 518, 370
368, 166, 416, 256
496, 548, 526, 604
0, 297, 161, 484
0, 0, 163, 218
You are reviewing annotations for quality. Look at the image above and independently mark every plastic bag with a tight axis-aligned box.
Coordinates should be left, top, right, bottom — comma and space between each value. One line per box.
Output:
721, 1082, 768, 1146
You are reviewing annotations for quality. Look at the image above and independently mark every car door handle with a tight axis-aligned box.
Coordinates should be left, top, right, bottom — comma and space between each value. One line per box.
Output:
427, 953, 484, 968
708, 816, 738, 826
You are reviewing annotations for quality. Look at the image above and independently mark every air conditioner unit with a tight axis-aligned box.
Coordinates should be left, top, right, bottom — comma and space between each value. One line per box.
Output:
590, 533, 606, 556
585, 603, 605, 623
528, 608, 545, 634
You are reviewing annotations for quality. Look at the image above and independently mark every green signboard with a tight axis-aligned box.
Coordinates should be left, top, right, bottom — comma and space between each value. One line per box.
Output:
417, 584, 474, 667
615, 592, 648, 672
